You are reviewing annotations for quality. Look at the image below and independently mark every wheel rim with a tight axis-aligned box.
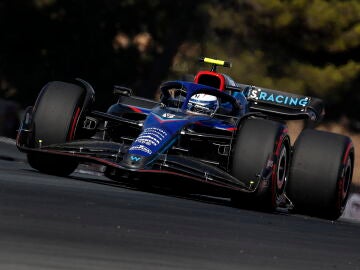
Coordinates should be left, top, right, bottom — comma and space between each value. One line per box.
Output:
342, 157, 352, 203
276, 145, 287, 193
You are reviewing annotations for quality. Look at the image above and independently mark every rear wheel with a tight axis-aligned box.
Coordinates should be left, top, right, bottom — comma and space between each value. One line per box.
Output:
230, 118, 290, 211
287, 129, 354, 220
27, 81, 87, 176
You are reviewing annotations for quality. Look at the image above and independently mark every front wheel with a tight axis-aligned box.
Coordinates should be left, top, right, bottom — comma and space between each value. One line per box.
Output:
286, 129, 354, 220
27, 81, 88, 176
230, 118, 290, 211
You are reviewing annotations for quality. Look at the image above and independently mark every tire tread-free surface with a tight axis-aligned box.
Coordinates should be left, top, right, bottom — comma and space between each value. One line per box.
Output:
287, 129, 354, 220
27, 81, 84, 176
231, 118, 288, 210
33, 81, 84, 146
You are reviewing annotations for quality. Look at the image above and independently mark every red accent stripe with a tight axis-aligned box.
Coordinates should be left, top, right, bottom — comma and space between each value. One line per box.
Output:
194, 122, 236, 131
194, 71, 226, 91
271, 128, 288, 205
68, 107, 81, 141
275, 129, 287, 156
342, 142, 353, 164
129, 106, 142, 113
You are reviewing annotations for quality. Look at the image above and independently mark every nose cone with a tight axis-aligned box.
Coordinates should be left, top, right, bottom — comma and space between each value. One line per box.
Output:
121, 154, 147, 169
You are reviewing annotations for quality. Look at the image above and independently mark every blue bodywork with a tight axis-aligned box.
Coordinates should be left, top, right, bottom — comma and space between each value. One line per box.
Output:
122, 81, 248, 169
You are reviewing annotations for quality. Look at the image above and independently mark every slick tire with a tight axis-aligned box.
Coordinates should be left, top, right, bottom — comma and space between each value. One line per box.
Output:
231, 118, 290, 211
27, 81, 86, 176
287, 129, 354, 220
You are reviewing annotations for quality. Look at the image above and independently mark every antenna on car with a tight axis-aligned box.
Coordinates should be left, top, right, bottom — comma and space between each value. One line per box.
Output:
199, 57, 232, 72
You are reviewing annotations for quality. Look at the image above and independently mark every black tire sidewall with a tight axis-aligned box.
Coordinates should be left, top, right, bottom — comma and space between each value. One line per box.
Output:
231, 118, 289, 210
32, 81, 85, 146
287, 129, 354, 219
27, 81, 86, 176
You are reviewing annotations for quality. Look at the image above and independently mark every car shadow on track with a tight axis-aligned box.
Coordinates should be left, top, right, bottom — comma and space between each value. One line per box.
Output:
69, 172, 235, 208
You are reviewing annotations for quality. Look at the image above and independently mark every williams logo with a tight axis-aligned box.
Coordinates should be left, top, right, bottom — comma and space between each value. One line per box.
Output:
248, 88, 310, 107
130, 155, 141, 162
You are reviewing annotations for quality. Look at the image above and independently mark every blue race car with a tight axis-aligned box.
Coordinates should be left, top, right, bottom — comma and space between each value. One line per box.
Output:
16, 57, 354, 220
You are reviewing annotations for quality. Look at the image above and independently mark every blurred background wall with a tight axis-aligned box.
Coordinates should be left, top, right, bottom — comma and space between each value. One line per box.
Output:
0, 0, 359, 119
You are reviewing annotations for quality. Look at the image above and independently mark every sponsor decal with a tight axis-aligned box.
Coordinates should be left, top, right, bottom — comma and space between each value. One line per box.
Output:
144, 127, 167, 137
130, 155, 141, 162
248, 88, 310, 107
134, 128, 167, 146
129, 145, 152, 155
129, 127, 169, 156
136, 138, 158, 146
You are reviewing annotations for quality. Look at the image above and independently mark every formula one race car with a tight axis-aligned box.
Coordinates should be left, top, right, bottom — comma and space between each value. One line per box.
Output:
16, 57, 354, 220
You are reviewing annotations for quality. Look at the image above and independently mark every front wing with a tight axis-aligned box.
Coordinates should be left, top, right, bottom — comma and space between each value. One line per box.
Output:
17, 139, 260, 196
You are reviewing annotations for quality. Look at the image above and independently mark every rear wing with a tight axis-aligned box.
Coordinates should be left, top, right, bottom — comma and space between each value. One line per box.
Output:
196, 56, 324, 123
228, 84, 325, 123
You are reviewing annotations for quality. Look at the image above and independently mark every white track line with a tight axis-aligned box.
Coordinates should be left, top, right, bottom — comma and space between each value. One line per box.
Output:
0, 137, 16, 145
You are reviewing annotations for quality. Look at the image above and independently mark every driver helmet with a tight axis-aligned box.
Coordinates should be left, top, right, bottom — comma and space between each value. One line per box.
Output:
187, 93, 219, 116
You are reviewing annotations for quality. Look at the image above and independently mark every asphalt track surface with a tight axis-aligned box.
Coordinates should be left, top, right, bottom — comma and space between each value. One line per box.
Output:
0, 140, 360, 270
